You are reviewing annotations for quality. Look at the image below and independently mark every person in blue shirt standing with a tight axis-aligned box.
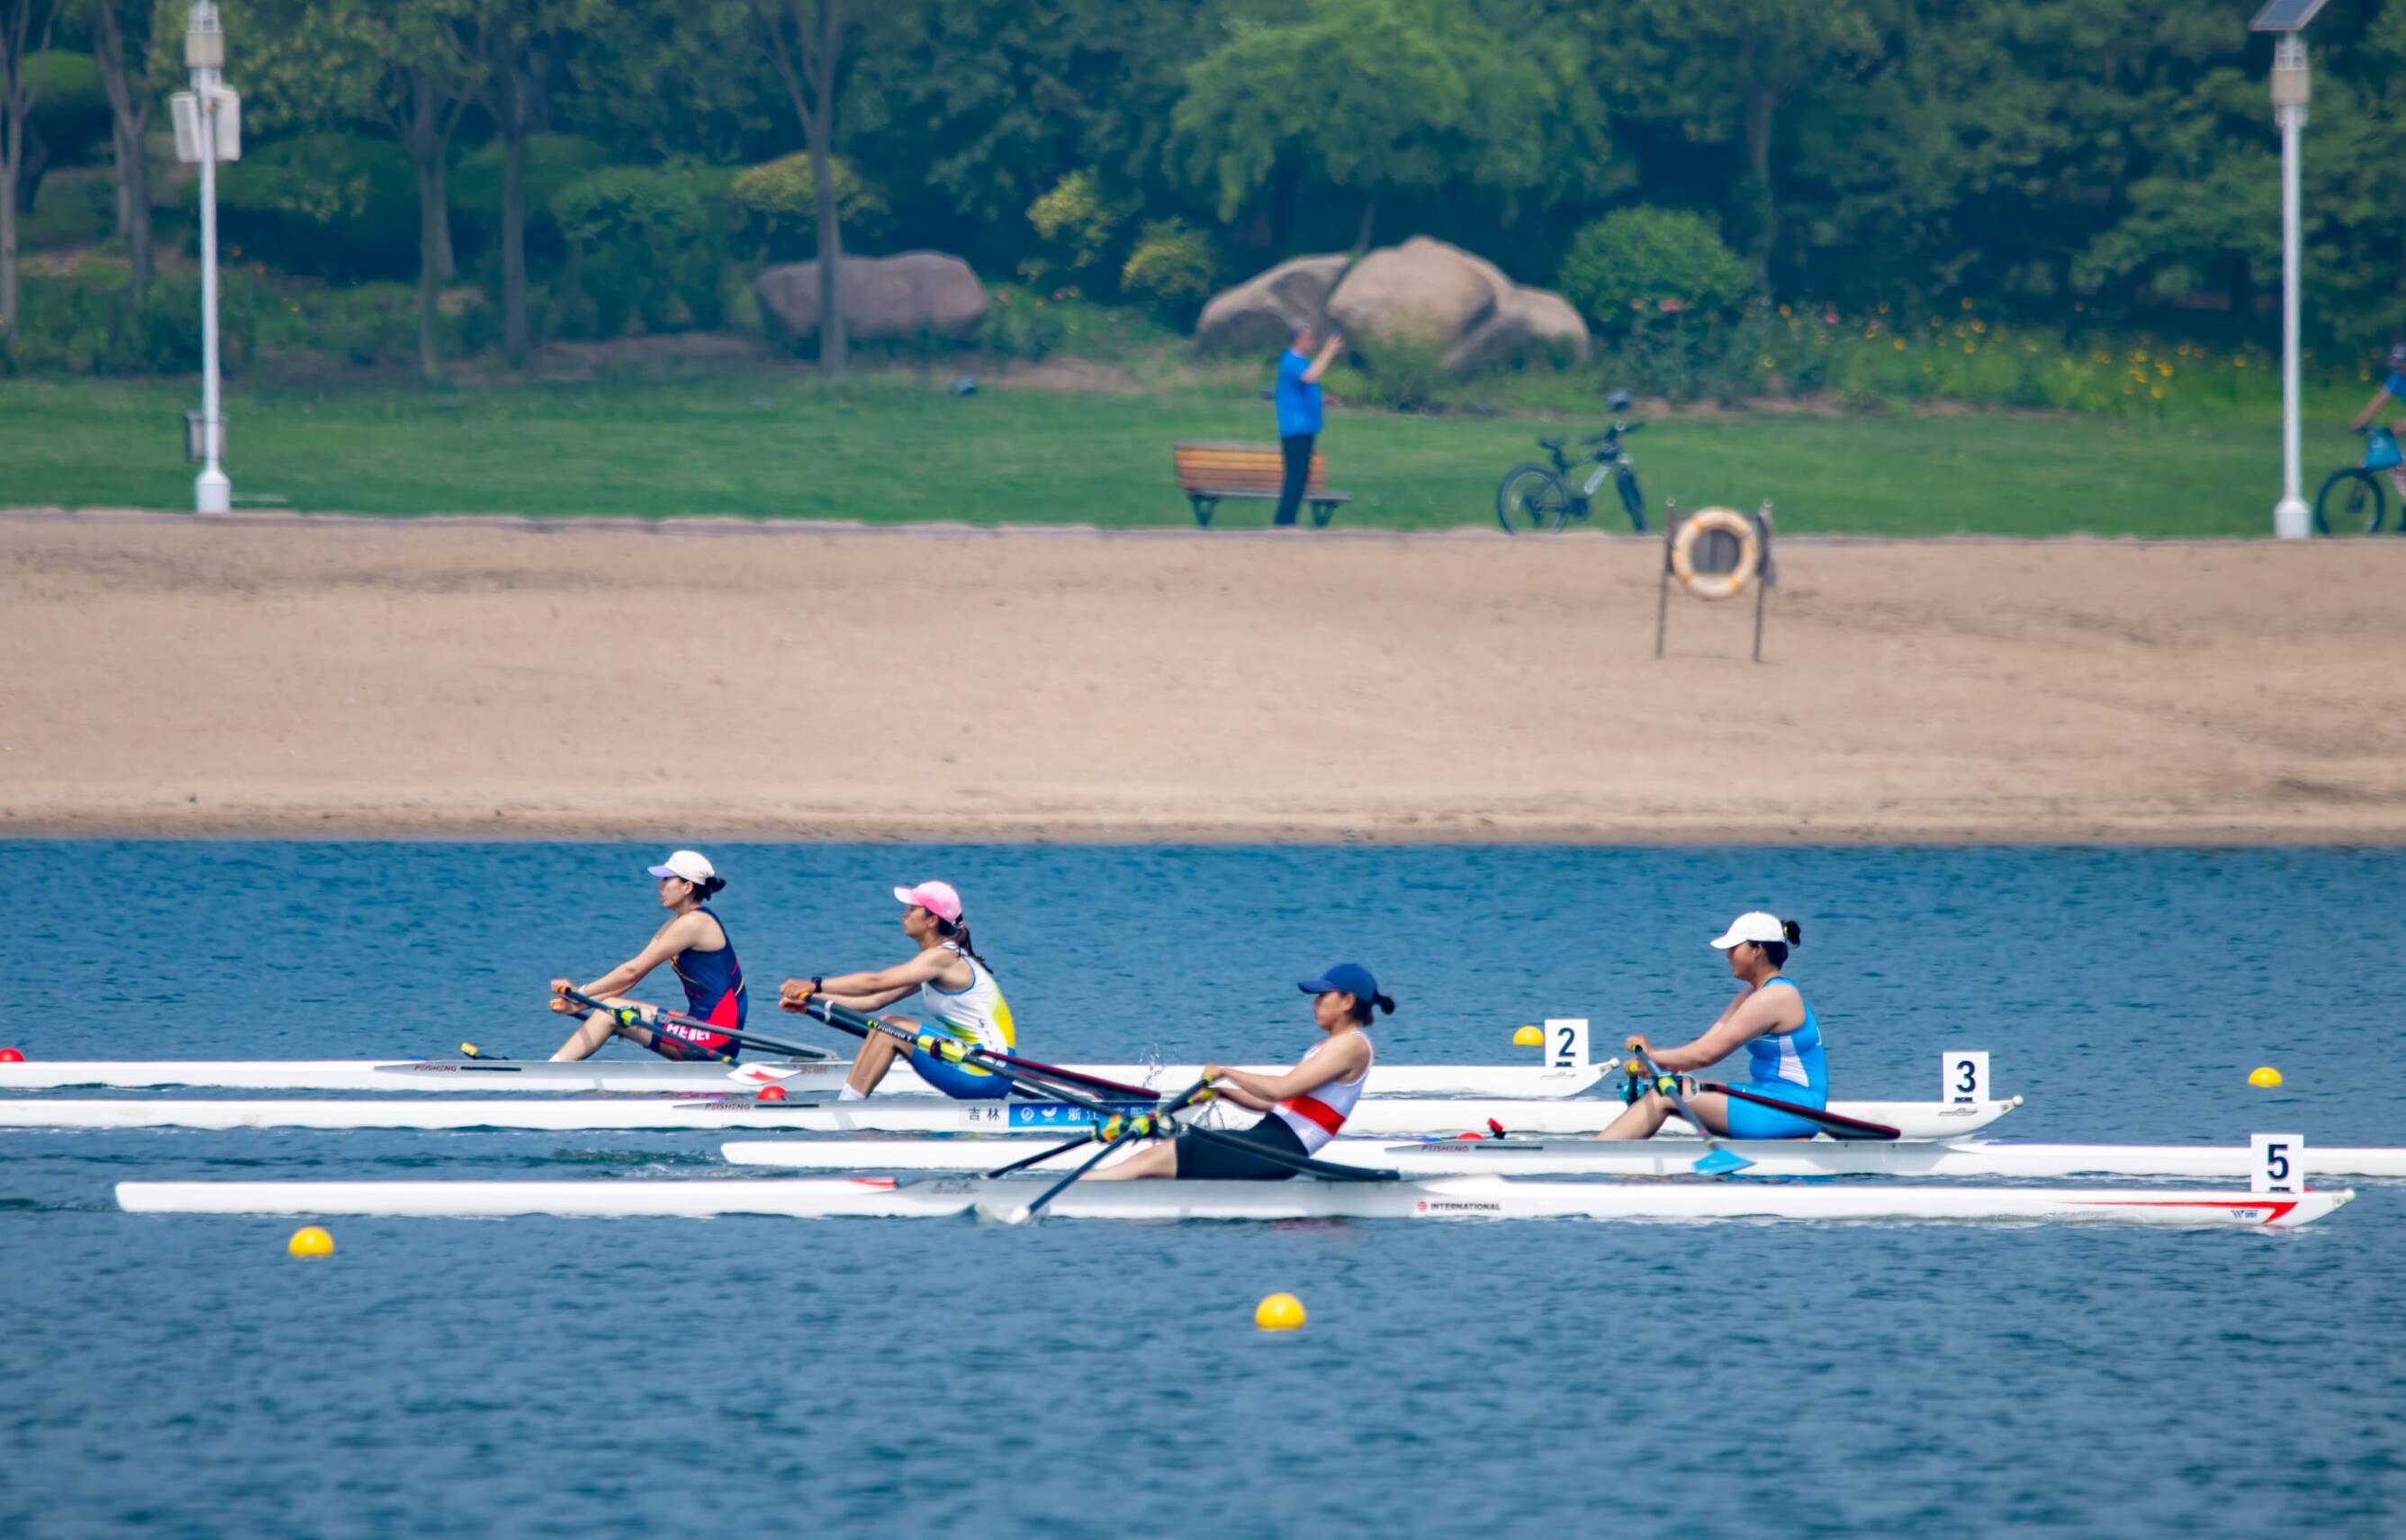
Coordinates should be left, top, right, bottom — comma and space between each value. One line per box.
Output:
1273, 322, 1346, 527
2347, 344, 2406, 503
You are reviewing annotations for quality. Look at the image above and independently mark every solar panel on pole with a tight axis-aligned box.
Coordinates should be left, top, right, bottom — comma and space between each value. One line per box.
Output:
2248, 0, 2327, 32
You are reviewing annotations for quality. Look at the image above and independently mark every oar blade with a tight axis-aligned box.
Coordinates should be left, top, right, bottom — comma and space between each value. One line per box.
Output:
1691, 1147, 1753, 1176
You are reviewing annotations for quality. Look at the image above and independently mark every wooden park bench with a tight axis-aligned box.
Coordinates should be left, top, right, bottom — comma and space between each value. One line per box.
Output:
1171, 441, 1354, 528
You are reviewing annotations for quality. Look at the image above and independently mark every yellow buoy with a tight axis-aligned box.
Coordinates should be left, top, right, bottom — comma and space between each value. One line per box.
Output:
2248, 1066, 2283, 1088
1255, 1292, 1306, 1331
287, 1225, 336, 1258
1512, 1024, 1543, 1047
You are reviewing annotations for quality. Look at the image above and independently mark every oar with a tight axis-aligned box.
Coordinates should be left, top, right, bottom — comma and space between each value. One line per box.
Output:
552, 986, 837, 1065
1004, 1077, 1216, 1224
1702, 1082, 1899, 1142
788, 995, 1158, 1106
1626, 1041, 1752, 1175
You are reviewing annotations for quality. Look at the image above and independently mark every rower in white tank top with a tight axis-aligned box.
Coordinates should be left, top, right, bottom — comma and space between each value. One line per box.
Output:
1271, 1031, 1375, 1152
1088, 960, 1395, 1184
916, 941, 1015, 1057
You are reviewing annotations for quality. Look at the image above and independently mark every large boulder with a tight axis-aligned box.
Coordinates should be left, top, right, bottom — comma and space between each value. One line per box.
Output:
1193, 253, 1349, 356
1199, 237, 1589, 374
756, 251, 988, 350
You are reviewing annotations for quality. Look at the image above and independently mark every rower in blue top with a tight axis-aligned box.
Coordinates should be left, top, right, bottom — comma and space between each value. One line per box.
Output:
1596, 911, 1828, 1142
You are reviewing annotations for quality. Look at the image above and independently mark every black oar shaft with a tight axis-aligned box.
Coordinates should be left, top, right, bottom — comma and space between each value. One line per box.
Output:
557, 987, 834, 1062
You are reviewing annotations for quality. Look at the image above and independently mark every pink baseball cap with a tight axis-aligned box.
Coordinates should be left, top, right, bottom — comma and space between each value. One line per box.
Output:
893, 880, 963, 923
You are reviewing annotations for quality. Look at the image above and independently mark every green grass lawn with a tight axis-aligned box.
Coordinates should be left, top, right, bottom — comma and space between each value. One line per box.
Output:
0, 373, 2383, 536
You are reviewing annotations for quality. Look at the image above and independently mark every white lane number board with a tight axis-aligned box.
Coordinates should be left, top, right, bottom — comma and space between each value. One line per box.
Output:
2251, 1132, 2305, 1194
1941, 1049, 1989, 1103
1544, 1018, 1590, 1070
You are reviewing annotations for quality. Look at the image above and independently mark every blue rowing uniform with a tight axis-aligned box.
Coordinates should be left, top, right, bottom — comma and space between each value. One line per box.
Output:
1724, 976, 1826, 1139
654, 906, 744, 1061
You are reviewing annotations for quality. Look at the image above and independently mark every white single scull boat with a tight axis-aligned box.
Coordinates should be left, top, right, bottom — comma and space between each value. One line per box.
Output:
112, 1175, 2350, 1227
723, 1135, 2406, 1182
0, 1057, 1610, 1100
0, 1094, 2020, 1138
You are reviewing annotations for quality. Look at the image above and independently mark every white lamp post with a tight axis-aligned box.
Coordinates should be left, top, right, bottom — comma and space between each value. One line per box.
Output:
2252, 0, 2325, 540
172, 3, 240, 515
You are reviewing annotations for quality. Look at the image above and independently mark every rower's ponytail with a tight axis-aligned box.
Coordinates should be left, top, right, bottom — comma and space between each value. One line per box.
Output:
1762, 919, 1800, 968
697, 875, 727, 899
1347, 991, 1397, 1024
935, 916, 995, 977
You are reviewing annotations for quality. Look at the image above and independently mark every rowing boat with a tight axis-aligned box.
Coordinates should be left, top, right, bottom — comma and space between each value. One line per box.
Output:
721, 1134, 2406, 1182
0, 1094, 2022, 1138
110, 1174, 2350, 1227
0, 1057, 1611, 1100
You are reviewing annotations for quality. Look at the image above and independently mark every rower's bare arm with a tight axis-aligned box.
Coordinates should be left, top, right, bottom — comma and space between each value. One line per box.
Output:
816, 984, 918, 1013
1213, 1038, 1373, 1103
573, 920, 697, 1003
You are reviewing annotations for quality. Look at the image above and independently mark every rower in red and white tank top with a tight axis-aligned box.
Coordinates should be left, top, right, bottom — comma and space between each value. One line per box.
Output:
1272, 1031, 1375, 1152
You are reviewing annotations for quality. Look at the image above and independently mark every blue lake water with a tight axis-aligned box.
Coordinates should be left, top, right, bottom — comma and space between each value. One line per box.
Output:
2, 842, 2400, 1538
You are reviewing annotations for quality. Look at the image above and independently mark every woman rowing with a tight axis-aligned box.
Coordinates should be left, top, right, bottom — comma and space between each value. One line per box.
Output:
777, 880, 1016, 1101
1092, 962, 1390, 1182
547, 850, 746, 1062
1596, 912, 1823, 1141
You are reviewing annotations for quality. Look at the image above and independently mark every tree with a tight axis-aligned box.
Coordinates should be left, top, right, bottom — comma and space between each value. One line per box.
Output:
86, 0, 157, 306
748, 0, 852, 375
1614, 0, 1895, 290
444, 0, 575, 367
0, 0, 62, 330
239, 0, 486, 380
1170, 0, 1598, 261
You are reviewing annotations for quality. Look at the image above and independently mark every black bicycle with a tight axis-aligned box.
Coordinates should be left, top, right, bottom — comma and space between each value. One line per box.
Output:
2314, 427, 2400, 535
1495, 392, 1647, 535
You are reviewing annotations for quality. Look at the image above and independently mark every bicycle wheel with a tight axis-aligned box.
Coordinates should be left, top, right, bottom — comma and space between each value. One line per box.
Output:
1496, 465, 1570, 534
2313, 468, 2387, 536
1615, 466, 1648, 532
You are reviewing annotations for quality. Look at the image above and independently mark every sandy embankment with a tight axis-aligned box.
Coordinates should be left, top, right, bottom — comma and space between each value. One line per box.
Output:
3, 511, 2403, 842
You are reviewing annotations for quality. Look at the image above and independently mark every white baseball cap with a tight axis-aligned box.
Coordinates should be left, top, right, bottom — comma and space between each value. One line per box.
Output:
1709, 911, 1787, 950
646, 850, 716, 884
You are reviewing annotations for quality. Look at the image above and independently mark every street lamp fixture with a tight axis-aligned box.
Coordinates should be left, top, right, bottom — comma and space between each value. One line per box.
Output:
2250, 0, 2326, 539
172, 3, 240, 515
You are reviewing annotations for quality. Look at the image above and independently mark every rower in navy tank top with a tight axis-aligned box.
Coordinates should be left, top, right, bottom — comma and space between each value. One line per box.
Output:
547, 850, 746, 1063
1595, 911, 1830, 1142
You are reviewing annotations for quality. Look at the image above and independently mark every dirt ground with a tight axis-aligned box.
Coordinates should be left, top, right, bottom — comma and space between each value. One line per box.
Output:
5, 509, 2403, 842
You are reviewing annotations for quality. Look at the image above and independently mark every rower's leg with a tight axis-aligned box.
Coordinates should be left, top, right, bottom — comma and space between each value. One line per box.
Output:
549, 997, 649, 1062
843, 1030, 906, 1097
1084, 1140, 1176, 1181
1591, 1091, 1672, 1139
1679, 1092, 1735, 1137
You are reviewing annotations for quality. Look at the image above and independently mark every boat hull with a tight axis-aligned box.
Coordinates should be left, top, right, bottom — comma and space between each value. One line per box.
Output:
722, 1135, 2406, 1182
0, 1094, 2020, 1138
112, 1175, 2350, 1227
0, 1058, 1609, 1100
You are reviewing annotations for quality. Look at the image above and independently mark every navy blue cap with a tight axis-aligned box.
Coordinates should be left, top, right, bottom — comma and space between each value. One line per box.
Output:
1298, 962, 1379, 1000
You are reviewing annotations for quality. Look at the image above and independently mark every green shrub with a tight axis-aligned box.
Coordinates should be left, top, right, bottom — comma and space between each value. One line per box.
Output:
1022, 169, 1133, 287
2, 266, 257, 377
214, 132, 418, 282
550, 167, 726, 338
1559, 207, 1755, 336
1119, 219, 1216, 320
725, 152, 888, 262
451, 133, 613, 266
978, 286, 1067, 361
1334, 336, 1450, 412
26, 51, 111, 164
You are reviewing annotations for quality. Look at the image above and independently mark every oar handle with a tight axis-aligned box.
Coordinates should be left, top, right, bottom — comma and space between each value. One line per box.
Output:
793, 996, 1134, 1117
554, 986, 833, 1063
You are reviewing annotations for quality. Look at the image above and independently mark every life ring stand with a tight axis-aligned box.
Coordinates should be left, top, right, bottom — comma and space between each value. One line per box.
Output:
1654, 500, 1777, 663
1669, 507, 1762, 600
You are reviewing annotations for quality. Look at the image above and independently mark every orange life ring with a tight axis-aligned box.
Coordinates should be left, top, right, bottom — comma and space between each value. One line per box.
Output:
1670, 508, 1761, 600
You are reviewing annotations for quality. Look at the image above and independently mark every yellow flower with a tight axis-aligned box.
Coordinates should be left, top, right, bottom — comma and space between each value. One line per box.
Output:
2131, 349, 2148, 363
1972, 321, 1987, 334
2150, 385, 2163, 400
1779, 304, 1791, 317
2158, 362, 2172, 377
1893, 338, 1906, 351
1964, 342, 1976, 353
1960, 297, 1973, 310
